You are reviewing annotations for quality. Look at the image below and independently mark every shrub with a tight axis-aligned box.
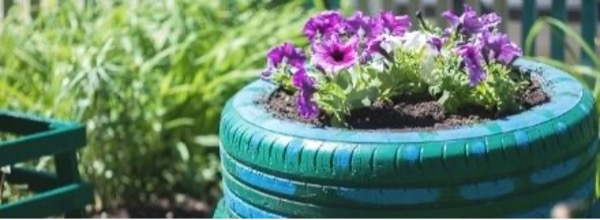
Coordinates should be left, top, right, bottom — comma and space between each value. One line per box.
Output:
0, 0, 312, 207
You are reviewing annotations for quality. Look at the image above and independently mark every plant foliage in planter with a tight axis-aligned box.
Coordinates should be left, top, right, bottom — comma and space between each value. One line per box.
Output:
261, 5, 529, 127
215, 5, 599, 218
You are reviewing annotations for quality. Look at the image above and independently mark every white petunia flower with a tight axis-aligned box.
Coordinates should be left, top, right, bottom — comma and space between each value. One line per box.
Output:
1, 166, 10, 174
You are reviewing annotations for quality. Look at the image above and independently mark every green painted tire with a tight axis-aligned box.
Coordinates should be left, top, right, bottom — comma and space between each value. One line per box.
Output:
212, 199, 235, 219
219, 59, 598, 187
220, 144, 597, 207
222, 161, 595, 218
218, 58, 599, 217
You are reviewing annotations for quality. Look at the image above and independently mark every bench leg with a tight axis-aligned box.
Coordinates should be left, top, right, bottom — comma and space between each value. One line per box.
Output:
55, 151, 86, 218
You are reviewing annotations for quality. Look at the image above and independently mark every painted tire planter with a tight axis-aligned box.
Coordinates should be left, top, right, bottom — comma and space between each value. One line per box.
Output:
217, 59, 598, 218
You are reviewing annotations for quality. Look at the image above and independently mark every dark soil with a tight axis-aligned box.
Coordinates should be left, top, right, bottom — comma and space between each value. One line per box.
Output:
261, 79, 548, 131
87, 180, 222, 218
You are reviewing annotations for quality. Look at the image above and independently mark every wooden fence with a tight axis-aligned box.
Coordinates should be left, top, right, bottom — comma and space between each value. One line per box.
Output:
350, 0, 597, 63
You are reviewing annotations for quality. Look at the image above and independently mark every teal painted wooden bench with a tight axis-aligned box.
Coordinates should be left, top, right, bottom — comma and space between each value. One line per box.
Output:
0, 110, 93, 218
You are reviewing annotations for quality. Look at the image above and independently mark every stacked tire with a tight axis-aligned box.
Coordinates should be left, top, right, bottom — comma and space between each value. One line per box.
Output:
217, 59, 598, 218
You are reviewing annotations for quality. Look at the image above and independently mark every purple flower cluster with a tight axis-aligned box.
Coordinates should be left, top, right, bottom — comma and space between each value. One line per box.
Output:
303, 11, 346, 42
261, 42, 319, 118
305, 11, 411, 71
263, 10, 412, 119
442, 5, 501, 35
480, 31, 521, 64
261, 6, 523, 119
443, 4, 521, 86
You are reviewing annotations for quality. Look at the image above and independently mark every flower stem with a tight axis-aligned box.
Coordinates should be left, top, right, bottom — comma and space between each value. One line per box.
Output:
416, 11, 432, 33
315, 65, 328, 76
377, 47, 394, 63
0, 171, 5, 204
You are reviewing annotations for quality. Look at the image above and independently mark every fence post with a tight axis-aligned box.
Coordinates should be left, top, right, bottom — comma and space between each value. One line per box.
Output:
522, 0, 537, 55
550, 0, 567, 61
382, 0, 395, 12
453, 0, 465, 14
465, 0, 480, 12
494, 0, 509, 32
2, 0, 15, 21
354, 0, 370, 14
580, 0, 597, 67
435, 0, 450, 26
407, 1, 421, 22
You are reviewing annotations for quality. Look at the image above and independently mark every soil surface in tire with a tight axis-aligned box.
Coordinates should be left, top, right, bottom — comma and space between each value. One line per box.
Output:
261, 79, 548, 131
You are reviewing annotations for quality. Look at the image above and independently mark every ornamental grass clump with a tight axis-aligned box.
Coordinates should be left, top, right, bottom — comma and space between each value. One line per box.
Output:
262, 5, 526, 126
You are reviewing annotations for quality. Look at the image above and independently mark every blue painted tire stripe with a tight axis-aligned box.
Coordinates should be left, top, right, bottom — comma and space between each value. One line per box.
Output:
221, 144, 597, 205
224, 186, 283, 219
221, 161, 596, 218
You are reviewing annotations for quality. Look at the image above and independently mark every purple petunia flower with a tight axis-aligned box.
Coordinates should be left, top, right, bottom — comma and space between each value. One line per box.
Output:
443, 5, 502, 35
345, 12, 387, 62
312, 36, 359, 73
292, 69, 320, 118
480, 13, 502, 30
442, 10, 459, 26
364, 35, 383, 57
443, 6, 481, 34
457, 43, 486, 86
378, 11, 411, 36
262, 43, 306, 79
303, 11, 345, 42
346, 11, 383, 38
480, 31, 522, 63
427, 36, 444, 52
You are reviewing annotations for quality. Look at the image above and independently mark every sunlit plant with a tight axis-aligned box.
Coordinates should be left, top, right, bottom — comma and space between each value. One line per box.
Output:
262, 5, 525, 126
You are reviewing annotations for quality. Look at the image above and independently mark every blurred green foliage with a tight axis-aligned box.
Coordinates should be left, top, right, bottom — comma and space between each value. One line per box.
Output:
0, 0, 311, 206
525, 17, 600, 97
525, 17, 600, 197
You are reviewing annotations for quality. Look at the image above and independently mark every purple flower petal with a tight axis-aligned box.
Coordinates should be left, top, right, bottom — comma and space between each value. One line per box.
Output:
292, 69, 319, 118
497, 43, 522, 63
267, 42, 306, 68
346, 11, 384, 38
458, 43, 486, 86
297, 89, 319, 118
262, 42, 306, 79
427, 36, 443, 52
480, 13, 502, 30
345, 12, 387, 62
442, 10, 459, 26
292, 68, 313, 88
378, 11, 411, 36
261, 66, 276, 79
444, 4, 503, 35
312, 36, 359, 73
480, 31, 522, 63
303, 11, 345, 42
460, 5, 484, 34
366, 36, 383, 53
